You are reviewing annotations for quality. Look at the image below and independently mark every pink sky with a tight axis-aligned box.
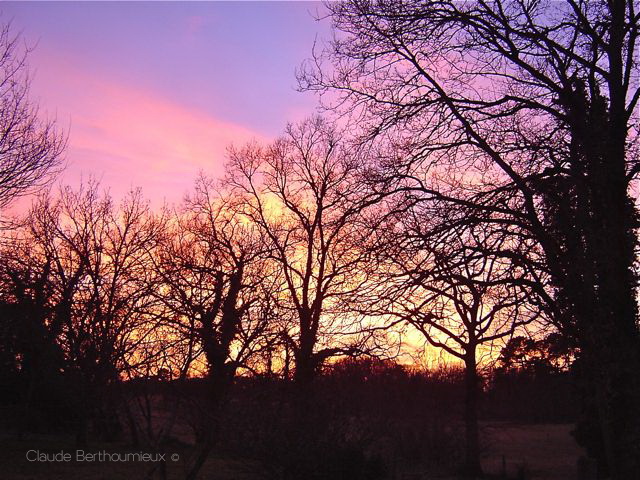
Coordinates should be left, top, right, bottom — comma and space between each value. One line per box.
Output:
2, 1, 329, 207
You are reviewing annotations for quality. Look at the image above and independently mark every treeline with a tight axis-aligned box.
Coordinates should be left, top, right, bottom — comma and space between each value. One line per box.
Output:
2, 1, 640, 479
0, 118, 572, 479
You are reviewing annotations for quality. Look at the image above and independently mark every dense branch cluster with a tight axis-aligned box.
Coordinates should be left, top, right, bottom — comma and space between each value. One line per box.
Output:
0, 2, 639, 478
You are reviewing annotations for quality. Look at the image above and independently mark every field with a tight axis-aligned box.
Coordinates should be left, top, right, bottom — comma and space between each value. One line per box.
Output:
481, 423, 585, 479
0, 422, 585, 480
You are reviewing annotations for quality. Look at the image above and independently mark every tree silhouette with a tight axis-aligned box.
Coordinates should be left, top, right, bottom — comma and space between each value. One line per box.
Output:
0, 22, 65, 211
363, 205, 541, 475
225, 117, 384, 384
3, 183, 164, 443
301, 1, 640, 475
153, 177, 277, 480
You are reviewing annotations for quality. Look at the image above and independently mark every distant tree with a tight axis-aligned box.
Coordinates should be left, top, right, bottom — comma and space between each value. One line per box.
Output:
496, 333, 574, 376
0, 22, 65, 210
328, 356, 409, 383
488, 333, 577, 425
301, 1, 640, 476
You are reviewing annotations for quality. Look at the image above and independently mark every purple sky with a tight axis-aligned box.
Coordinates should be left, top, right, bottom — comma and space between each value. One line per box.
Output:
2, 1, 330, 206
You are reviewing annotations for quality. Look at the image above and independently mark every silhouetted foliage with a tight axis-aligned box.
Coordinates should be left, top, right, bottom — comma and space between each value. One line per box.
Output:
0, 183, 165, 443
486, 334, 577, 423
216, 361, 468, 479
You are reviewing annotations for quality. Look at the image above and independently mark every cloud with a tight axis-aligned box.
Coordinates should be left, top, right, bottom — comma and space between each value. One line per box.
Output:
30, 49, 268, 205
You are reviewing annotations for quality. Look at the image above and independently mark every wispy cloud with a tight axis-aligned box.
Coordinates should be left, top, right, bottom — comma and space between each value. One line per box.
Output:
31, 49, 267, 205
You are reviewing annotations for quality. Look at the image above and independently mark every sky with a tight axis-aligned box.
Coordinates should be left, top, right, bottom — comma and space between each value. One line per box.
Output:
2, 1, 330, 207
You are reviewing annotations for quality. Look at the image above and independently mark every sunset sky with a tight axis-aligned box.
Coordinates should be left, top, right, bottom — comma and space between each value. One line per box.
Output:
3, 1, 329, 206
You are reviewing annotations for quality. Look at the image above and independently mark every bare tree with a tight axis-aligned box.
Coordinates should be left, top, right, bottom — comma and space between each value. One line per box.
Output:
300, 1, 640, 476
153, 176, 277, 480
7, 182, 164, 444
225, 117, 384, 384
0, 22, 65, 210
363, 201, 541, 475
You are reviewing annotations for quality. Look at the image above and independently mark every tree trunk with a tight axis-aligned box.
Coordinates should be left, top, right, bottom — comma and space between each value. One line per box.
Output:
185, 368, 228, 480
463, 351, 482, 478
293, 355, 315, 384
293, 333, 317, 385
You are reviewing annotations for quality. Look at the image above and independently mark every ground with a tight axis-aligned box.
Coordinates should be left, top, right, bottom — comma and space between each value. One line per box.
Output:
481, 423, 585, 479
0, 423, 585, 479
